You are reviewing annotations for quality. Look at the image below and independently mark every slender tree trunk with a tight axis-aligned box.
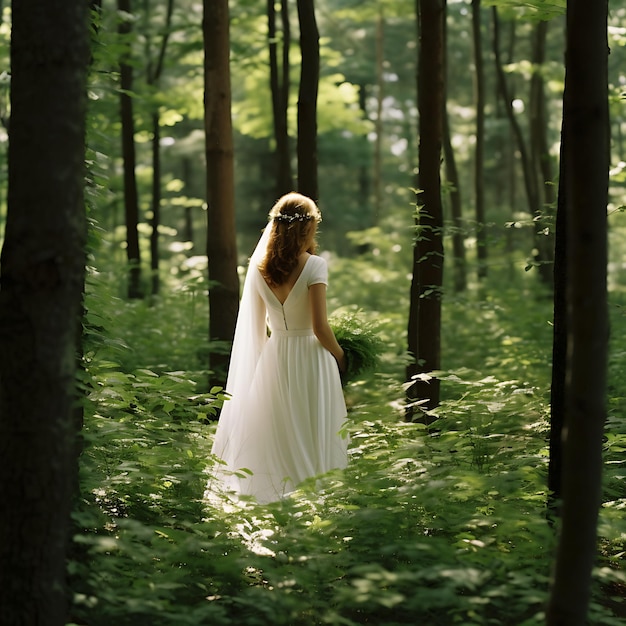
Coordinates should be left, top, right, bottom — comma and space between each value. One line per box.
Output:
493, 18, 518, 261
406, 0, 445, 417
442, 0, 465, 292
471, 0, 487, 279
0, 1, 89, 623
546, 1, 609, 623
268, 0, 280, 183
268, 0, 293, 195
529, 19, 556, 289
182, 156, 194, 246
73, 0, 103, 468
0, 0, 7, 237
203, 0, 239, 385
145, 0, 174, 296
505, 19, 517, 221
442, 117, 466, 292
150, 111, 161, 295
373, 10, 384, 223
280, 0, 292, 185
0, 2, 8, 233
358, 82, 371, 218
118, 0, 142, 299
492, 8, 540, 267
548, 125, 567, 518
296, 0, 319, 200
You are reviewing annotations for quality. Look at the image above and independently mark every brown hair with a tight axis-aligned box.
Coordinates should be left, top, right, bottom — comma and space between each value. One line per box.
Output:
258, 192, 322, 287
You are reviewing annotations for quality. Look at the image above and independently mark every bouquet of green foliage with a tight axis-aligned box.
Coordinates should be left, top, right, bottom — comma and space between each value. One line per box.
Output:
330, 312, 382, 385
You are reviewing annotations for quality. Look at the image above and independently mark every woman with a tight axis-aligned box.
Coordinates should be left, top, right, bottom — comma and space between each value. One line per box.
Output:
209, 192, 349, 503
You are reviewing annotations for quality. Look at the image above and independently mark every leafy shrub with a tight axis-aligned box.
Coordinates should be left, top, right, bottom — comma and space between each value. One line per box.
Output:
330, 312, 383, 384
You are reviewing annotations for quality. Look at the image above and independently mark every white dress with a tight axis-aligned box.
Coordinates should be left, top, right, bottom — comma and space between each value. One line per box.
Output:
210, 254, 348, 503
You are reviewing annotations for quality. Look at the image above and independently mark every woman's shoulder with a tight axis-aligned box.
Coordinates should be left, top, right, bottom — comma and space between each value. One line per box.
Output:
306, 254, 328, 285
307, 253, 326, 266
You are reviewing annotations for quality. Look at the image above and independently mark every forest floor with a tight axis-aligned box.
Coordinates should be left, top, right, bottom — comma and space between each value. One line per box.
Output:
68, 256, 626, 626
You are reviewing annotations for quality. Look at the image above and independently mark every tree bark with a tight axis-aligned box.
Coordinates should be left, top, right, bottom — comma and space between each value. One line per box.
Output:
406, 0, 445, 416
296, 0, 320, 200
203, 0, 239, 385
280, 0, 292, 188
442, 3, 466, 293
268, 0, 293, 195
373, 10, 384, 223
118, 0, 142, 299
358, 83, 371, 219
492, 7, 540, 274
529, 19, 556, 289
492, 18, 517, 255
150, 110, 161, 295
548, 123, 567, 518
471, 0, 487, 279
182, 156, 195, 246
546, 1, 609, 623
0, 1, 89, 623
146, 0, 174, 296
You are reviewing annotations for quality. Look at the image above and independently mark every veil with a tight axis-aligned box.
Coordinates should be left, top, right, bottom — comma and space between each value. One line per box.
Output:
211, 222, 272, 460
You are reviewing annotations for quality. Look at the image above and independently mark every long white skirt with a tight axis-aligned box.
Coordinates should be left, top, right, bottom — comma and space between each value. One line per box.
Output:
209, 329, 348, 504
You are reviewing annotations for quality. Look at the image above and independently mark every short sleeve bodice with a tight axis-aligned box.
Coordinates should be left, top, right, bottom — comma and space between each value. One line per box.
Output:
255, 255, 328, 332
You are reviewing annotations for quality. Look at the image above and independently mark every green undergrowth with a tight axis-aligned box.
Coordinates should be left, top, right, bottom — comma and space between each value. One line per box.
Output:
68, 251, 625, 626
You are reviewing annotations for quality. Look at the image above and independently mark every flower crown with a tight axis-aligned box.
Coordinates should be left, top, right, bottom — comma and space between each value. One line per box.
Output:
273, 212, 320, 224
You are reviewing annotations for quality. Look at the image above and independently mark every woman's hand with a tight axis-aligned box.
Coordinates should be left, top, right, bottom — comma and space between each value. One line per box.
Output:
336, 351, 347, 374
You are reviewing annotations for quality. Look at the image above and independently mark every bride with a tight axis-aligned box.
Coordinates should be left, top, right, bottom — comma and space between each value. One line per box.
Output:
209, 192, 349, 503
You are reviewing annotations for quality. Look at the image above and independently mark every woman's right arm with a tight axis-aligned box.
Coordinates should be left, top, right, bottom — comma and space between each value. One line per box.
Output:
309, 282, 346, 373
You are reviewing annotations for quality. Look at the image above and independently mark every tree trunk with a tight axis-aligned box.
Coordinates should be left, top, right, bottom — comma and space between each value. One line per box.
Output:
118, 0, 142, 299
443, 110, 466, 293
504, 19, 517, 223
72, 0, 103, 473
548, 124, 567, 518
373, 10, 384, 223
442, 4, 466, 293
145, 0, 173, 296
0, 1, 10, 228
529, 19, 556, 289
150, 110, 161, 295
492, 18, 518, 266
492, 7, 540, 272
358, 82, 371, 218
280, 0, 292, 188
546, 1, 609, 623
406, 0, 445, 417
182, 156, 195, 246
471, 0, 487, 279
296, 0, 319, 200
0, 1, 89, 623
268, 0, 293, 195
203, 0, 239, 385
